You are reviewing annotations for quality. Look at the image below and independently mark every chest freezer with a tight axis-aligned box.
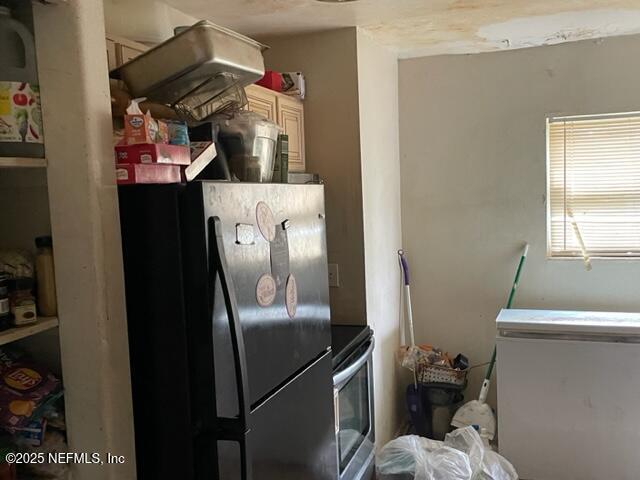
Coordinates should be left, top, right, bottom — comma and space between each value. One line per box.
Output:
496, 309, 640, 480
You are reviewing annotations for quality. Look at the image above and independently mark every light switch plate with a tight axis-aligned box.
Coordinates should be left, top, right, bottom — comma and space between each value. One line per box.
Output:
328, 263, 339, 288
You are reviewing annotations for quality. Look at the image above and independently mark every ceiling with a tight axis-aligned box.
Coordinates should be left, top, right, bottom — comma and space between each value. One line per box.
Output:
162, 0, 640, 58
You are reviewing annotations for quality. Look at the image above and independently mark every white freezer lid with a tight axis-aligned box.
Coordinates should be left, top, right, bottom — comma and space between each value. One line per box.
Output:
496, 309, 640, 336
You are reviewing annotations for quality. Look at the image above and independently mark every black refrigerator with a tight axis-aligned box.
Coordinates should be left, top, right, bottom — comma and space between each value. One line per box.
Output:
119, 182, 337, 480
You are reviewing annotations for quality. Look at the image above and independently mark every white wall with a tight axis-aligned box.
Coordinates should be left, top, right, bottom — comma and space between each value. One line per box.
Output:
262, 29, 368, 325
356, 29, 404, 447
399, 34, 640, 405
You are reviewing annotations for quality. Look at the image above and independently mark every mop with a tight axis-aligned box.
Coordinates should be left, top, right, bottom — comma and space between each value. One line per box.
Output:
398, 250, 430, 436
451, 243, 529, 440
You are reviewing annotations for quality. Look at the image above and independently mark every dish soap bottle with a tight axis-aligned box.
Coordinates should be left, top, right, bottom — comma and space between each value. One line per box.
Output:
35, 236, 57, 317
0, 6, 44, 158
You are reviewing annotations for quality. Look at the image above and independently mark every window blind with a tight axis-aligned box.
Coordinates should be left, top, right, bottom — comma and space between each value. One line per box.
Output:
548, 113, 640, 257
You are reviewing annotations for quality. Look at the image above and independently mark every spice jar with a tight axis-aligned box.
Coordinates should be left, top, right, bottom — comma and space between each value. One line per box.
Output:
35, 236, 57, 317
9, 277, 37, 326
0, 274, 9, 330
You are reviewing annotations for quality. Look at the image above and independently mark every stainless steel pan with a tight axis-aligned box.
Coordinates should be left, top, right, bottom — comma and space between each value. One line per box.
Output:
112, 21, 266, 121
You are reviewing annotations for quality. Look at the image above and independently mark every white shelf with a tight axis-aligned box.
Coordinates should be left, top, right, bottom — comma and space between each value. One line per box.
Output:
0, 157, 47, 168
0, 317, 59, 346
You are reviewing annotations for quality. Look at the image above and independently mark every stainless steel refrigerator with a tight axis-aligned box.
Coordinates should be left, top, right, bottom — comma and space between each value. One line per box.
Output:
119, 182, 337, 480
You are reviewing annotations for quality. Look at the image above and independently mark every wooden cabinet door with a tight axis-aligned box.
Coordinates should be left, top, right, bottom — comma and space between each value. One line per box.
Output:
277, 95, 305, 172
245, 84, 277, 122
117, 45, 145, 66
106, 38, 117, 71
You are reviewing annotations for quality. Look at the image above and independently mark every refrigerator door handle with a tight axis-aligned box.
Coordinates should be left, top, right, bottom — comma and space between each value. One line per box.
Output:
209, 216, 253, 480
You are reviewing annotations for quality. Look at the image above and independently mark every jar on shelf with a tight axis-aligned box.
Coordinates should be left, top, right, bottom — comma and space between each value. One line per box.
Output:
35, 236, 57, 317
9, 277, 37, 326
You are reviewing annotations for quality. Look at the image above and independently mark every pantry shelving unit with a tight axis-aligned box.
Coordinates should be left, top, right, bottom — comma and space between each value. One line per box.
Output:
0, 1, 137, 480
0, 317, 59, 346
0, 157, 47, 168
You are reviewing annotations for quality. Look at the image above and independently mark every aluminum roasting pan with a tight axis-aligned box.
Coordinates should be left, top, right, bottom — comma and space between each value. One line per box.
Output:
111, 21, 266, 110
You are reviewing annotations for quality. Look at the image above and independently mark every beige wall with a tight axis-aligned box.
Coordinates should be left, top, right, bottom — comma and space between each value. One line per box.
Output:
356, 30, 404, 447
399, 34, 640, 406
104, 0, 198, 43
262, 29, 368, 325
263, 28, 404, 445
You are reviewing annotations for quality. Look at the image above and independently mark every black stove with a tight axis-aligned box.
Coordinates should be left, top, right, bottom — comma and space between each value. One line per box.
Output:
331, 324, 372, 369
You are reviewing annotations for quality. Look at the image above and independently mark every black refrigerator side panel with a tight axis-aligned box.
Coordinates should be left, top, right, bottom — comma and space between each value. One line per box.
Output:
118, 185, 194, 480
180, 183, 220, 478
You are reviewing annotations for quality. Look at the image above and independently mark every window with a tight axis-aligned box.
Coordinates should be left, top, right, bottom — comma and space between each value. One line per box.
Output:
547, 113, 640, 258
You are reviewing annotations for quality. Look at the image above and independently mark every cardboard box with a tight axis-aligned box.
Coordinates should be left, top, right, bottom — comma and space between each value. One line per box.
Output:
124, 112, 154, 144
124, 113, 169, 144
116, 163, 181, 185
115, 143, 191, 166
185, 141, 218, 181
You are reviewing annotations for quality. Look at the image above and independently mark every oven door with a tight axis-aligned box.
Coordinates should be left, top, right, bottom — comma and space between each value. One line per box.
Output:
333, 337, 375, 480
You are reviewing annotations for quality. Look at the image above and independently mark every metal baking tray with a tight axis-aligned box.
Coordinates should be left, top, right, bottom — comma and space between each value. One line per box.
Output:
111, 21, 266, 120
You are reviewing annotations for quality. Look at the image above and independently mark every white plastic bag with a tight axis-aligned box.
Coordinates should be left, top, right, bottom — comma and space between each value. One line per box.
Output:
481, 450, 518, 480
377, 428, 518, 480
377, 435, 471, 480
427, 446, 473, 480
444, 427, 485, 478
444, 427, 518, 480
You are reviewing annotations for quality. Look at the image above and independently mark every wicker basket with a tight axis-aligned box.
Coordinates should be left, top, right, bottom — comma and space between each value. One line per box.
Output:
417, 362, 467, 386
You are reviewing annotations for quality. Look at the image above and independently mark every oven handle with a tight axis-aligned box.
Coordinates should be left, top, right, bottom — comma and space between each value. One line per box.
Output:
333, 337, 375, 388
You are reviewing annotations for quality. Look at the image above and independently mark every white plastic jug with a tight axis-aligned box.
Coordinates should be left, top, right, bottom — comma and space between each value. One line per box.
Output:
0, 5, 44, 158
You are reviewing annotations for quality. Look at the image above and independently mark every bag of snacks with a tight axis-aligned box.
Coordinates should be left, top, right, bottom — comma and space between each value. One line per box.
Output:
0, 348, 60, 432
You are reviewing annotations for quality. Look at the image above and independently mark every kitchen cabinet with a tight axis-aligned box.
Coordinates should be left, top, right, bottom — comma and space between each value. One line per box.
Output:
106, 34, 148, 69
246, 84, 306, 172
246, 84, 277, 122
117, 44, 146, 65
106, 37, 117, 71
277, 95, 305, 173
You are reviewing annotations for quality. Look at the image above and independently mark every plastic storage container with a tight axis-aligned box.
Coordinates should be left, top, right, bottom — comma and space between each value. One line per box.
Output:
215, 111, 280, 182
0, 5, 44, 158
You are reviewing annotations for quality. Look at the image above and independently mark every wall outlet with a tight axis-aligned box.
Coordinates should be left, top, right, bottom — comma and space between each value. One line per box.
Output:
328, 263, 340, 288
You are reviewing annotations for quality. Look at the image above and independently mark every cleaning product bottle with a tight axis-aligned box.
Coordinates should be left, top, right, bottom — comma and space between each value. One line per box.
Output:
0, 6, 44, 158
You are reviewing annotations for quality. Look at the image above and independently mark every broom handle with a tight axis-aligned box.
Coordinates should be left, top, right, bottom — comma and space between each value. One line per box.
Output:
398, 250, 419, 387
484, 244, 529, 383
398, 250, 416, 347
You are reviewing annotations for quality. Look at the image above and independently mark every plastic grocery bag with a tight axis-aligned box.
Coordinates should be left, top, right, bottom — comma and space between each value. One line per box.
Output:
444, 427, 485, 478
481, 450, 518, 480
377, 427, 518, 480
377, 435, 472, 480
444, 427, 518, 480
